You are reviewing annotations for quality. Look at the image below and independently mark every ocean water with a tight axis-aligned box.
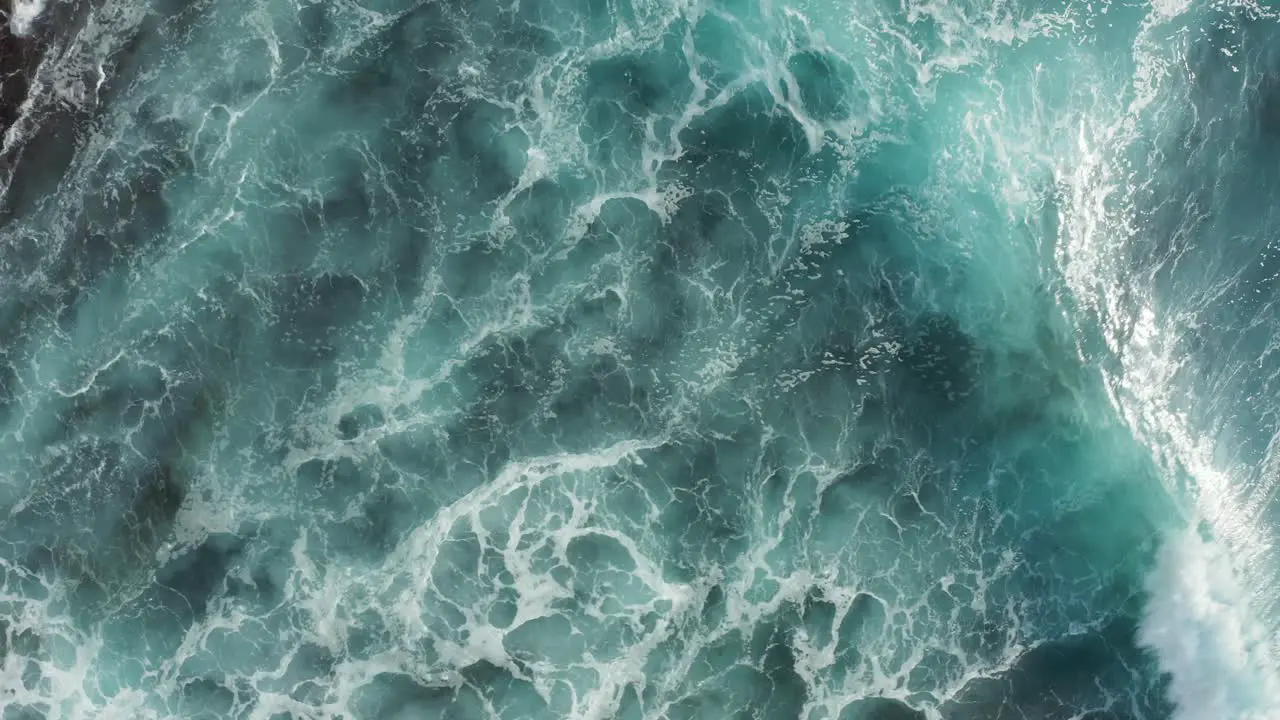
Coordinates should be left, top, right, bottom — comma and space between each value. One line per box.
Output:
0, 0, 1278, 717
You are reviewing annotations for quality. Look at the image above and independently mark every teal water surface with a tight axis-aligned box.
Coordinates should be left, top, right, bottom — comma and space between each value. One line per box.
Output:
0, 0, 1278, 718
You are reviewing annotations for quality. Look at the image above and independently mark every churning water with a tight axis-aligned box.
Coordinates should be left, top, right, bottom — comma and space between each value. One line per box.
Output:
0, 0, 1278, 718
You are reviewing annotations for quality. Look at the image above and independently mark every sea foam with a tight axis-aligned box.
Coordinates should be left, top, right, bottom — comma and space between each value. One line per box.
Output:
1139, 530, 1280, 720
7, 0, 45, 36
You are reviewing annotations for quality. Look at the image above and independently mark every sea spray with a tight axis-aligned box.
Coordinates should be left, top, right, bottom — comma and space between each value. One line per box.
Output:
1138, 530, 1280, 720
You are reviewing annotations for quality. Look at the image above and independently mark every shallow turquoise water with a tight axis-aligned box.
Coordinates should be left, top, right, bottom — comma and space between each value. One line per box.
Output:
0, 0, 1277, 718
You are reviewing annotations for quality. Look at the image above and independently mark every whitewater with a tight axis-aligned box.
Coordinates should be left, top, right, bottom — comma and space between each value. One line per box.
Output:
0, 0, 1277, 718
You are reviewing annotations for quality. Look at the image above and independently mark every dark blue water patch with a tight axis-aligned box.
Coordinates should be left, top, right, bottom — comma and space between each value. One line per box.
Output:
661, 626, 808, 720
4, 435, 185, 577
505, 178, 580, 250
271, 644, 338, 706
118, 456, 189, 550
834, 592, 891, 672
88, 0, 213, 105
769, 203, 919, 332
327, 2, 463, 112
0, 112, 88, 225
626, 250, 694, 360
893, 311, 980, 410
296, 457, 371, 512
379, 226, 436, 306
395, 120, 530, 239
268, 272, 367, 371
666, 81, 814, 189
448, 100, 531, 205
690, 13, 754, 97
154, 533, 245, 620
456, 326, 569, 419
377, 429, 449, 481
818, 444, 903, 517
839, 697, 925, 720
559, 196, 641, 267
789, 49, 861, 123
973, 343, 1087, 439
459, 660, 549, 718
1251, 68, 1280, 141
443, 406, 514, 482
174, 676, 240, 718
2, 125, 193, 363
563, 285, 624, 338
438, 238, 512, 300
579, 100, 649, 183
636, 435, 761, 583
479, 20, 564, 82
352, 672, 486, 720
940, 611, 1171, 720
329, 485, 419, 560
658, 189, 769, 285
2, 704, 47, 720
295, 1, 330, 51
549, 355, 653, 448
338, 403, 386, 440
254, 201, 325, 275
223, 543, 289, 614
1187, 8, 1280, 141
296, 464, 419, 563
314, 153, 376, 231
0, 0, 128, 167
622, 188, 786, 361
580, 33, 693, 176
510, 0, 621, 46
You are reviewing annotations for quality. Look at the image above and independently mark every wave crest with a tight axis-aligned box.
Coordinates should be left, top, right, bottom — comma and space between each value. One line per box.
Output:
1139, 530, 1280, 720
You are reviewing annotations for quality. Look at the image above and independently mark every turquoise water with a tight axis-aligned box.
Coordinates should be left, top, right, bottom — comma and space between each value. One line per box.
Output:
0, 0, 1278, 717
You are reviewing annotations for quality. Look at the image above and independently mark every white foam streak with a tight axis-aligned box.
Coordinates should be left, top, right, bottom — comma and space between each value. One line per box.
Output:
1055, 4, 1280, 718
8, 0, 47, 36
1139, 532, 1280, 720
